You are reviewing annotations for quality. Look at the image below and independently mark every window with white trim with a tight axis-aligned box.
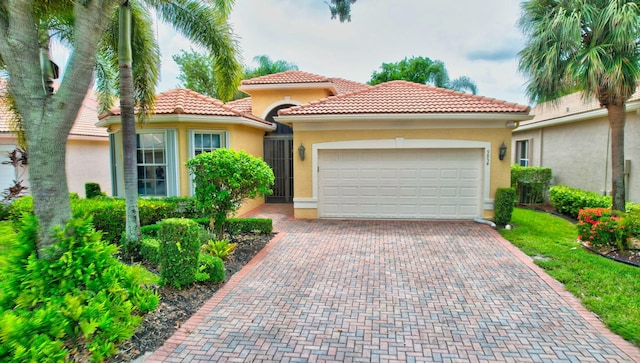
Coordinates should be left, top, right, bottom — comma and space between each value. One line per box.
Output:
191, 131, 226, 156
137, 132, 167, 196
189, 131, 227, 195
516, 140, 530, 166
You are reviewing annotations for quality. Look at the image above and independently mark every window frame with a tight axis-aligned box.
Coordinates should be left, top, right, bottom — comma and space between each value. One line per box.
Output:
188, 130, 228, 195
515, 139, 530, 167
133, 129, 179, 197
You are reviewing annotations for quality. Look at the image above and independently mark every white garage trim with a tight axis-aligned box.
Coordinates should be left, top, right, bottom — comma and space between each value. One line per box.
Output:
293, 138, 494, 212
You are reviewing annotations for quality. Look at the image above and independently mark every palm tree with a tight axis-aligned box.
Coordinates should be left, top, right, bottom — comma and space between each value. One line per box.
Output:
244, 55, 299, 79
518, 0, 640, 211
369, 56, 478, 94
95, 0, 242, 248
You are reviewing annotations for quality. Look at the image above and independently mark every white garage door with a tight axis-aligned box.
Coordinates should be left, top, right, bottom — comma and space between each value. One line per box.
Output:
318, 148, 483, 219
0, 145, 16, 194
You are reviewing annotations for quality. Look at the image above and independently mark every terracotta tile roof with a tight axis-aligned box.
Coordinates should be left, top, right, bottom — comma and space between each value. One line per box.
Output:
242, 70, 330, 85
104, 88, 239, 117
225, 97, 252, 114
328, 78, 371, 94
0, 81, 107, 138
279, 80, 530, 116
101, 88, 272, 127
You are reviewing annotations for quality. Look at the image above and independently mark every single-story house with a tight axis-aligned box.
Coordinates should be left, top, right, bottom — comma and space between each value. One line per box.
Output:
512, 90, 640, 202
0, 82, 111, 198
99, 71, 531, 219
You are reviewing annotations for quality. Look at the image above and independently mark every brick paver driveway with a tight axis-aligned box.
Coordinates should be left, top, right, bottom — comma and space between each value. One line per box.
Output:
146, 205, 640, 362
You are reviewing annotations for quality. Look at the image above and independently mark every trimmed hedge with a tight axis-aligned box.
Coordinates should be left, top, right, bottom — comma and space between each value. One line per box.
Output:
494, 188, 516, 225
85, 182, 103, 199
158, 218, 202, 289
549, 185, 611, 219
194, 217, 273, 235
140, 237, 161, 265
511, 165, 552, 204
140, 224, 160, 238
9, 196, 203, 243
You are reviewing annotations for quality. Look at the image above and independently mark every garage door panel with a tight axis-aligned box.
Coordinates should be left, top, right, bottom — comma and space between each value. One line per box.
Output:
319, 148, 482, 219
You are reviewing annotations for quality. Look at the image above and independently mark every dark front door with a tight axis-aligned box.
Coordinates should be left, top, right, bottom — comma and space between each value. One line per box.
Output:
264, 137, 293, 203
263, 104, 296, 203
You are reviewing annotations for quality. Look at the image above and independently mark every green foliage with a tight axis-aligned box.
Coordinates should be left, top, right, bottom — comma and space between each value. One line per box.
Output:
0, 202, 9, 221
85, 182, 104, 199
0, 215, 159, 362
194, 217, 273, 235
244, 55, 298, 79
140, 223, 160, 238
186, 149, 274, 238
549, 185, 611, 219
369, 56, 477, 94
510, 165, 552, 204
500, 208, 640, 346
202, 239, 236, 261
327, 0, 357, 22
140, 237, 161, 266
158, 218, 202, 289
196, 254, 226, 284
226, 217, 273, 235
494, 188, 516, 225
10, 196, 203, 243
577, 208, 631, 251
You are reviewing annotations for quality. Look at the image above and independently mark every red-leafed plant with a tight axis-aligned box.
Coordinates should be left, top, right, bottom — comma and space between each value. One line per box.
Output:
577, 208, 630, 251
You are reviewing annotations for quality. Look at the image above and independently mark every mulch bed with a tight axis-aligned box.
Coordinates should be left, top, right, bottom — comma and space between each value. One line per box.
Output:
102, 232, 273, 363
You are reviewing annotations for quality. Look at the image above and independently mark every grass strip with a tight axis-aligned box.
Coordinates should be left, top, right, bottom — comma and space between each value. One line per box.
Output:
500, 208, 640, 346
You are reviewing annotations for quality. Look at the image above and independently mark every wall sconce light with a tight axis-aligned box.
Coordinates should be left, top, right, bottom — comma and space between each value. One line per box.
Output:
298, 144, 306, 161
499, 142, 507, 161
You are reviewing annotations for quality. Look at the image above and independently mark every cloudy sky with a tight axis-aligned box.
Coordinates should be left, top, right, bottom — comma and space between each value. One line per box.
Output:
155, 0, 531, 106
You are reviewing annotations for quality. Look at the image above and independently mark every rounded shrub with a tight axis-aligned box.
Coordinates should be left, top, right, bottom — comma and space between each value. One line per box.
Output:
197, 254, 226, 284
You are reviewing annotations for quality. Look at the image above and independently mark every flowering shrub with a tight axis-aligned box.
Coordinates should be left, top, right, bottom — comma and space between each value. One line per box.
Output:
577, 208, 630, 250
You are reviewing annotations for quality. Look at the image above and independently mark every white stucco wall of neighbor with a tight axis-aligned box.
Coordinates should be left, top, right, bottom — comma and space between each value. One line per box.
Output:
66, 139, 112, 198
0, 138, 111, 199
514, 113, 640, 202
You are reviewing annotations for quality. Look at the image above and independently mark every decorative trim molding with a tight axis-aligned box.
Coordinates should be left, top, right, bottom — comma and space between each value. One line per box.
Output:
293, 198, 318, 209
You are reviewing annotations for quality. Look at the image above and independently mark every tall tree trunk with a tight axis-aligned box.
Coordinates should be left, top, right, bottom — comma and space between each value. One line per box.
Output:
607, 103, 626, 212
0, 0, 118, 255
119, 2, 141, 248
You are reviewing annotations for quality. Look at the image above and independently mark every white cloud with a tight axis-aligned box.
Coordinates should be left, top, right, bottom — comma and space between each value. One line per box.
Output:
156, 0, 532, 105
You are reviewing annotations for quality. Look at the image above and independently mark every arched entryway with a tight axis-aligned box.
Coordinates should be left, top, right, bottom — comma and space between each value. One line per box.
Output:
263, 105, 294, 203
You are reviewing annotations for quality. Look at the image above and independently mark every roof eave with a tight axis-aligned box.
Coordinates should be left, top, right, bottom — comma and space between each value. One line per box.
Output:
276, 112, 533, 123
97, 114, 275, 131
239, 82, 339, 96
516, 99, 640, 132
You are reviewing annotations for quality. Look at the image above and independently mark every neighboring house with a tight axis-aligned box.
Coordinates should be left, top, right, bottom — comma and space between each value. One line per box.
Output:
100, 71, 531, 220
0, 83, 111, 198
513, 91, 640, 202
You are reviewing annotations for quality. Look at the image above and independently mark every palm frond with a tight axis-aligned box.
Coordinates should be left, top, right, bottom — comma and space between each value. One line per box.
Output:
147, 0, 241, 102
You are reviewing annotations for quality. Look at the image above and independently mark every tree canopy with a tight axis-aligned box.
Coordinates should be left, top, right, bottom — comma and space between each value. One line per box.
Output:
518, 0, 640, 211
369, 56, 478, 94
174, 53, 298, 100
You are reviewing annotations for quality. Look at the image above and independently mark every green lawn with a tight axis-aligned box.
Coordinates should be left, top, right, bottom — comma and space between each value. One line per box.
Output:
500, 208, 640, 346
